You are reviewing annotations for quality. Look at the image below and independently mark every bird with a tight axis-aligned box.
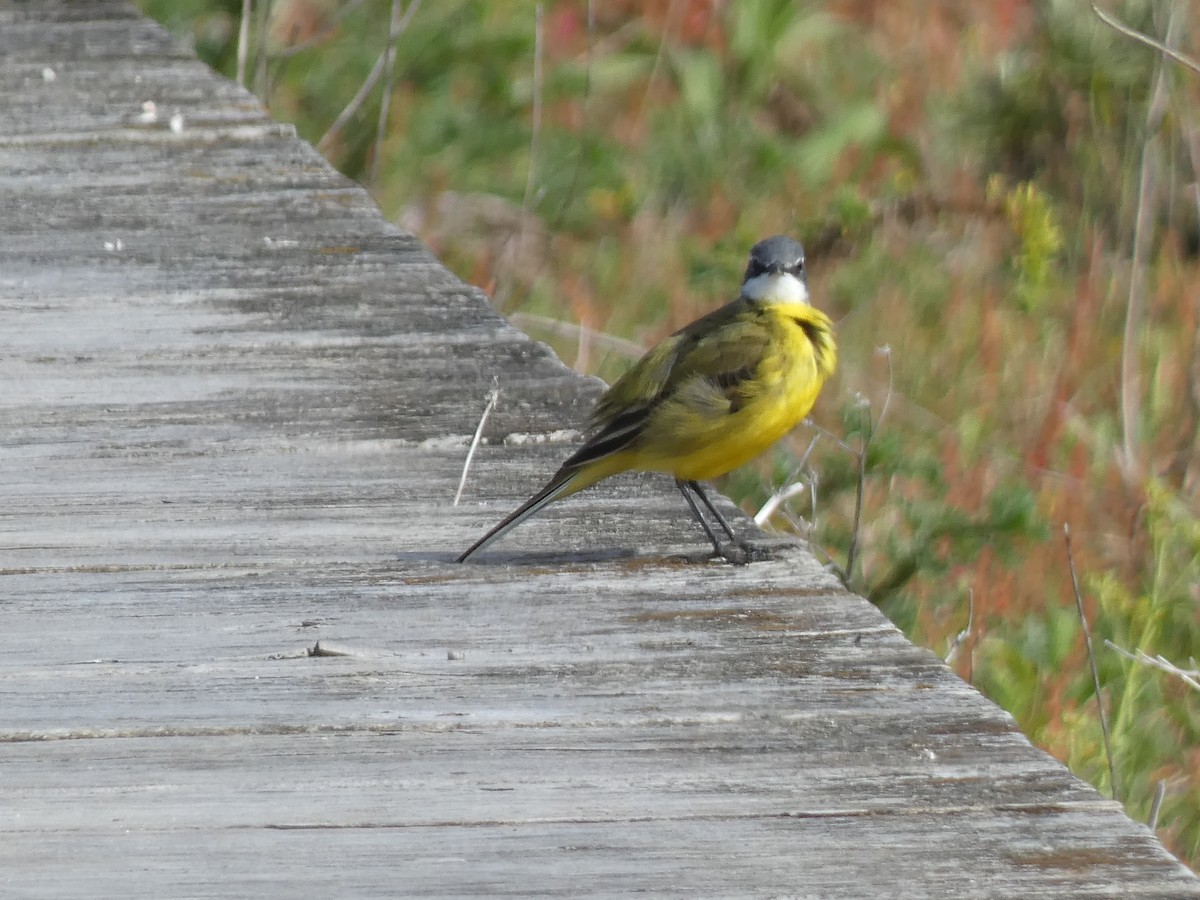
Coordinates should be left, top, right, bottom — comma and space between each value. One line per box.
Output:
457, 234, 836, 564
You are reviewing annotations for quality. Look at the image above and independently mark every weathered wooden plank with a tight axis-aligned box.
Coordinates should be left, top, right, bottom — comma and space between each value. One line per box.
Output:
0, 806, 1176, 899
0, 1, 1197, 896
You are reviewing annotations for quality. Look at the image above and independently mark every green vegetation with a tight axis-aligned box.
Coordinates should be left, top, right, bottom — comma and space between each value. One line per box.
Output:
141, 0, 1200, 868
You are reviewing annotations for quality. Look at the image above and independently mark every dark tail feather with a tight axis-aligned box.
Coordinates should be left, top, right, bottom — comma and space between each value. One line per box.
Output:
457, 467, 580, 562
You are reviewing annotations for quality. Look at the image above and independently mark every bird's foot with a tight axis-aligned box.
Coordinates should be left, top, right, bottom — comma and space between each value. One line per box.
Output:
678, 539, 780, 565
714, 540, 774, 566
717, 544, 749, 566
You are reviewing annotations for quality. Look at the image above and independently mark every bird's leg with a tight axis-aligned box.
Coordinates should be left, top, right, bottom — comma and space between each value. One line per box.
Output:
686, 480, 739, 541
675, 479, 751, 564
675, 479, 725, 556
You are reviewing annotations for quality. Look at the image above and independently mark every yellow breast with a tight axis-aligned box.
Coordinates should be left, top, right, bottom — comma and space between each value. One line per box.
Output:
630, 303, 836, 481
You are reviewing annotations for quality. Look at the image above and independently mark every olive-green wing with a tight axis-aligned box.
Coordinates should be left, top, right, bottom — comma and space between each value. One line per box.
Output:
564, 299, 771, 468
656, 303, 773, 408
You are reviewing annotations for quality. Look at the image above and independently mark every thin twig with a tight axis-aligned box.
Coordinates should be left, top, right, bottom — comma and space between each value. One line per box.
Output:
516, 4, 544, 271
945, 588, 975, 667
1148, 780, 1166, 831
1189, 126, 1200, 230
803, 418, 859, 456
522, 3, 544, 216
808, 465, 820, 529
1118, 7, 1181, 479
806, 526, 847, 581
754, 482, 809, 528
488, 2, 585, 317
815, 345, 894, 585
551, 0, 596, 229
754, 434, 819, 527
874, 344, 894, 431
576, 19, 640, 62
497, 4, 545, 315
1064, 523, 1119, 800
369, 0, 404, 189
271, 0, 370, 60
1105, 641, 1200, 693
807, 467, 857, 582
237, 0, 253, 87
508, 311, 646, 360
316, 0, 422, 155
252, 0, 272, 96
809, 545, 841, 575
455, 378, 500, 506
1092, 4, 1200, 76
637, 0, 682, 130
843, 397, 871, 586
1188, 123, 1200, 266
840, 345, 893, 586
1176, 120, 1200, 433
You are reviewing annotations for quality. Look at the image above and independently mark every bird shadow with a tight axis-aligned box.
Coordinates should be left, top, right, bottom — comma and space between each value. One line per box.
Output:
405, 536, 802, 568
402, 546, 641, 567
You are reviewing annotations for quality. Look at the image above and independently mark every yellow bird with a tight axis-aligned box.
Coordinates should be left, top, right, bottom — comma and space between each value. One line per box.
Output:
458, 235, 836, 563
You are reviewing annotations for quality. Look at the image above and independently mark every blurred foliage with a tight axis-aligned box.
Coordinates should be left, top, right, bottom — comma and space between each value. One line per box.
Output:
991, 177, 1065, 311
141, 0, 1200, 868
979, 483, 1200, 863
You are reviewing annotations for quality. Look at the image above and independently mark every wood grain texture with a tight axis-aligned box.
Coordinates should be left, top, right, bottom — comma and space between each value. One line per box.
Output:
1, 2, 1197, 896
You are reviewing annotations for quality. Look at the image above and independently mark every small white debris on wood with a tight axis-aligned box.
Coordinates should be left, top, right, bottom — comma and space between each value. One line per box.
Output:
502, 428, 580, 445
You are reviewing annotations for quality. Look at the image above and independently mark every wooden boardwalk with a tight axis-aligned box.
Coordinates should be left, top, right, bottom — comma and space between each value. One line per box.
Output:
2, 2, 1197, 896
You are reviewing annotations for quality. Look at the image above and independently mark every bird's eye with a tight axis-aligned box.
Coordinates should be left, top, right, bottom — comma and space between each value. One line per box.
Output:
788, 261, 805, 276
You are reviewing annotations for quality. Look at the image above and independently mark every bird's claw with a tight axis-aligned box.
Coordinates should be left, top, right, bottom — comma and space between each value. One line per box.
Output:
714, 540, 773, 566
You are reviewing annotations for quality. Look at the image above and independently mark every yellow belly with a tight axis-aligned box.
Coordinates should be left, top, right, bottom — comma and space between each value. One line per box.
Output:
564, 301, 835, 493
629, 331, 827, 481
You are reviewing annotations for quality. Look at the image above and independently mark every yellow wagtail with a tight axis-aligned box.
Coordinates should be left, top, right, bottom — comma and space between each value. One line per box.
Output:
458, 235, 836, 563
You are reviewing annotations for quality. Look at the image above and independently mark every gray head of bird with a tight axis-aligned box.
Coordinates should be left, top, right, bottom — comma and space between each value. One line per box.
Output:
741, 235, 808, 304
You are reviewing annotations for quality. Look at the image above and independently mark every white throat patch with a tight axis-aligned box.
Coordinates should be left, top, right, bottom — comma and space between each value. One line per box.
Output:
741, 271, 809, 303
